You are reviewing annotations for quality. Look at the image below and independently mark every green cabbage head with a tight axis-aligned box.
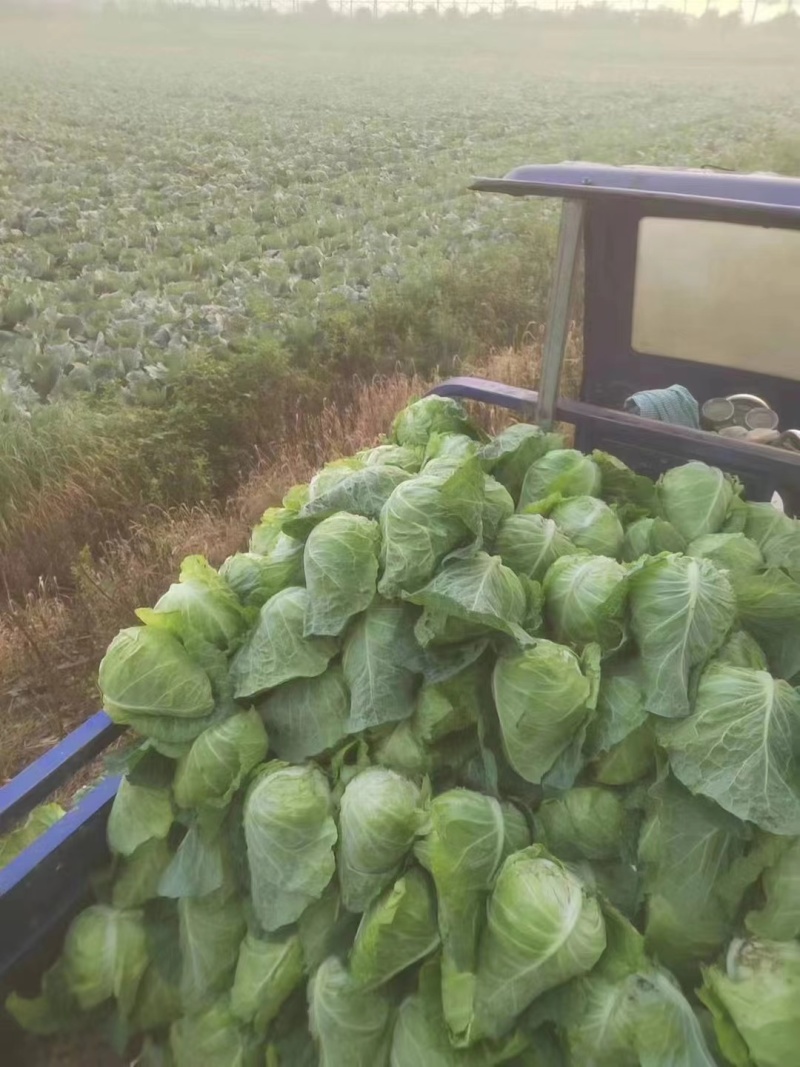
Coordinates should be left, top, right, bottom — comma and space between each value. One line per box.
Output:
492, 640, 596, 784
173, 708, 268, 810
414, 789, 530, 1044
544, 554, 628, 654
701, 938, 800, 1067
391, 395, 477, 447
308, 955, 394, 1067
349, 868, 439, 990
470, 846, 606, 1043
550, 496, 624, 558
231, 931, 304, 1037
244, 762, 337, 931
492, 512, 579, 581
621, 516, 685, 562
170, 997, 260, 1067
303, 512, 380, 637
99, 626, 216, 748
338, 767, 426, 913
479, 421, 563, 501
518, 449, 601, 509
136, 555, 246, 653
657, 461, 738, 542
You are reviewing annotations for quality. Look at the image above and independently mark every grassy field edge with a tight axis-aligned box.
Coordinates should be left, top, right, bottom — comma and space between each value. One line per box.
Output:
0, 345, 566, 786
0, 241, 551, 600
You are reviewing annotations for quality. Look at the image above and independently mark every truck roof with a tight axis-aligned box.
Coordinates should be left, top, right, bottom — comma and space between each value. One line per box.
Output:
471, 162, 800, 220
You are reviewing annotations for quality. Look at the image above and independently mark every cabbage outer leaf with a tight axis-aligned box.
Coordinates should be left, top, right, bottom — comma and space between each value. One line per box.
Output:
629, 554, 734, 718
659, 665, 800, 835
244, 762, 337, 931
471, 846, 606, 1043
231, 587, 337, 701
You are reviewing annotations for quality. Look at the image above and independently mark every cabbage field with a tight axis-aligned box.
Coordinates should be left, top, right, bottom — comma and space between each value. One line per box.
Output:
8, 395, 800, 1066
2, 13, 800, 602
1, 18, 549, 413
1, 14, 800, 415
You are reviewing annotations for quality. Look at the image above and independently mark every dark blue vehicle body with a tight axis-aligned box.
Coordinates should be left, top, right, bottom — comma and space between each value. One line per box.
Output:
2, 162, 800, 1016
470, 164, 800, 490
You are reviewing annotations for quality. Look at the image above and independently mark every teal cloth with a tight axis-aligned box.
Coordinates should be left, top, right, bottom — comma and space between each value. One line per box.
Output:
624, 385, 700, 429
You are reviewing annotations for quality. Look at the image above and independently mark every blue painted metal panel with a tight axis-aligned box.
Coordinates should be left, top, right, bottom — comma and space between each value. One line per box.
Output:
471, 162, 800, 503
429, 377, 800, 496
0, 711, 121, 836
0, 775, 118, 990
471, 162, 800, 217
0, 711, 122, 993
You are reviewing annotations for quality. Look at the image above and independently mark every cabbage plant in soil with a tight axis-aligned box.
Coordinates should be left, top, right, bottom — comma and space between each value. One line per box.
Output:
8, 397, 800, 1067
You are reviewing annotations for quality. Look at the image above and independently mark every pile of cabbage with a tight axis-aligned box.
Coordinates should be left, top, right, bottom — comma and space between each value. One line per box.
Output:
9, 395, 800, 1067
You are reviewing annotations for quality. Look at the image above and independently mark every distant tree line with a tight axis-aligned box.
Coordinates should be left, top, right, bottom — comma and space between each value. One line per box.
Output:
5, 0, 798, 30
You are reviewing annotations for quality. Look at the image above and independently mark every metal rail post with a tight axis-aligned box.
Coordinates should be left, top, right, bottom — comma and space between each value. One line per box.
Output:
536, 197, 584, 430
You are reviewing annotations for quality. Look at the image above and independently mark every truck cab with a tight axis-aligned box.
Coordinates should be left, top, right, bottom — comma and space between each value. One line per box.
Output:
432, 162, 800, 512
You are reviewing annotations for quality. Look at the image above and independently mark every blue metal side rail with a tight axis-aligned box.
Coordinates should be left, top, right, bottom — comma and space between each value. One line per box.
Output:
430, 377, 800, 487
0, 712, 122, 997
0, 712, 120, 835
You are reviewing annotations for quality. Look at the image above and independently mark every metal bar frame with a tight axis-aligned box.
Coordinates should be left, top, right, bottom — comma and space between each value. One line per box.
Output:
536, 198, 585, 430
0, 775, 119, 991
0, 712, 120, 836
0, 713, 121, 989
429, 376, 800, 484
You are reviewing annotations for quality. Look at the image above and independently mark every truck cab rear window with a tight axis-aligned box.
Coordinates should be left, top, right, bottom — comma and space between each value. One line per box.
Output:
631, 216, 800, 381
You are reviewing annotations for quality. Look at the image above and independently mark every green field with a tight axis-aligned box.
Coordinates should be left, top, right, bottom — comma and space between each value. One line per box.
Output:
1, 10, 799, 595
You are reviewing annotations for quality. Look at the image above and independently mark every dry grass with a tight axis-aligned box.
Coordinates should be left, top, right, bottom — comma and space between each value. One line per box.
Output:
0, 345, 563, 786
0, 406, 152, 600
